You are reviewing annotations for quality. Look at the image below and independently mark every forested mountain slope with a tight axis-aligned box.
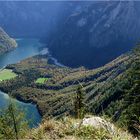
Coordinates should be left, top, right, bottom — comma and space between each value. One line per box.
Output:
0, 27, 17, 55
0, 46, 139, 135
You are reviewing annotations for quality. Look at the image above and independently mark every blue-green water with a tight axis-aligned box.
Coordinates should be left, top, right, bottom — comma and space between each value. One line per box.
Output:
0, 38, 44, 127
0, 38, 43, 68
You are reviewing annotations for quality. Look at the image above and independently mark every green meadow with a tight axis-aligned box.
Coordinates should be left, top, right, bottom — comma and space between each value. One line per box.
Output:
0, 69, 17, 82
35, 78, 48, 84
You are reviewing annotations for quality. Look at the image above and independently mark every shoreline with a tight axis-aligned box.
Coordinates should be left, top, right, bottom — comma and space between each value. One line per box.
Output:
0, 39, 66, 121
0, 88, 43, 117
0, 38, 52, 126
15, 94, 43, 117
40, 47, 66, 67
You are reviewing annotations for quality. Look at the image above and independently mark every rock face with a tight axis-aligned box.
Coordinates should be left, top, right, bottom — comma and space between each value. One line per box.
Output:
0, 1, 88, 37
82, 116, 115, 134
49, 1, 140, 68
0, 27, 17, 54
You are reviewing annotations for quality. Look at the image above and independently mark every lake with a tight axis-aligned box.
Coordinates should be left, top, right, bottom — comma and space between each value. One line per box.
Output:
0, 38, 44, 127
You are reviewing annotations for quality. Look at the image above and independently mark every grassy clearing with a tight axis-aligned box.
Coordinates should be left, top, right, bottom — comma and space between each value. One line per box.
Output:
0, 69, 17, 82
35, 78, 48, 84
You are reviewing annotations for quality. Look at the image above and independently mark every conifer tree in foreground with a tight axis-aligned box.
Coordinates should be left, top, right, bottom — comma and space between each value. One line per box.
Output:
0, 102, 28, 139
74, 85, 86, 119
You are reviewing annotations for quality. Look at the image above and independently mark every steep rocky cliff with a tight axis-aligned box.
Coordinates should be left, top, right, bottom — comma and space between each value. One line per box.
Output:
0, 27, 17, 54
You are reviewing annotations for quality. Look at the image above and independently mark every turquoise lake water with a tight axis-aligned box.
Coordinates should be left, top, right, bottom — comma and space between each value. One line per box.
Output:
0, 38, 44, 127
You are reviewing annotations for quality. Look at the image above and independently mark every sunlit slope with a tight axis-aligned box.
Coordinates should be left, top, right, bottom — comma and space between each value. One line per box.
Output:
0, 48, 139, 134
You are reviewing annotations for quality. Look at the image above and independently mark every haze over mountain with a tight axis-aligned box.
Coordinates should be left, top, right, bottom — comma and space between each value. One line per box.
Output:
1, 1, 140, 69
0, 1, 88, 38
48, 1, 140, 68
0, 1, 140, 139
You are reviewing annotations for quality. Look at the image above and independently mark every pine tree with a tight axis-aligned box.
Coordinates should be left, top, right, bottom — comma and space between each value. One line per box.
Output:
74, 85, 86, 119
0, 102, 29, 139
